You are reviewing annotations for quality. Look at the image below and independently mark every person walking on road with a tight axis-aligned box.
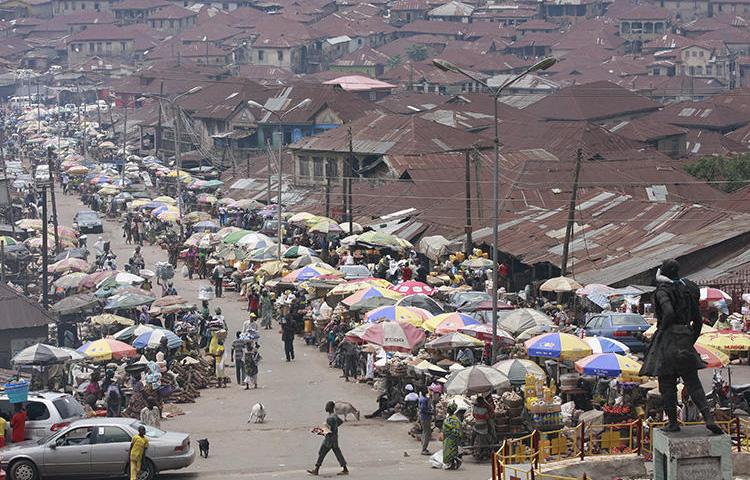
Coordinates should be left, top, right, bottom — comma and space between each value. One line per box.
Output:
129, 425, 149, 480
307, 401, 348, 476
418, 389, 434, 455
281, 311, 295, 362
212, 263, 225, 298
231, 332, 246, 386
260, 290, 273, 329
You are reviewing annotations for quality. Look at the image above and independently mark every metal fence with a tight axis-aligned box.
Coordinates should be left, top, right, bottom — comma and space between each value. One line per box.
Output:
493, 417, 746, 480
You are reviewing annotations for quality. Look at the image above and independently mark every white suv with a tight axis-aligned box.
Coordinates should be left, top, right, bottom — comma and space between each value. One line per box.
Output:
0, 391, 85, 441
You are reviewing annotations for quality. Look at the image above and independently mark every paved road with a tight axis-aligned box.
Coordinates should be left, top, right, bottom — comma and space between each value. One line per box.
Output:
55, 190, 488, 480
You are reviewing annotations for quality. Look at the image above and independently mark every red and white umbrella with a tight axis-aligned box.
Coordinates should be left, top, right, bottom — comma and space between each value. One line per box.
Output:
700, 287, 732, 302
389, 281, 435, 296
458, 324, 515, 345
358, 321, 426, 352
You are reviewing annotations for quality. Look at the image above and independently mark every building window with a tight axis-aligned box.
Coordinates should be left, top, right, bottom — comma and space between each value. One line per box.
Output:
325, 158, 338, 179
692, 50, 697, 57
699, 50, 704, 57
298, 156, 310, 177
312, 156, 324, 179
89, 42, 95, 52
120, 41, 126, 50
277, 50, 284, 61
707, 65, 713, 75
258, 50, 264, 61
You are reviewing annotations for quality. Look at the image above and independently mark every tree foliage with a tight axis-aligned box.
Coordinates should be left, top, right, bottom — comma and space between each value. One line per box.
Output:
406, 44, 428, 62
683, 154, 750, 193
387, 55, 403, 68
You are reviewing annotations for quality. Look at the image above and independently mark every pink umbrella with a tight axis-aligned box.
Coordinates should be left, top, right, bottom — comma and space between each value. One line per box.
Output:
700, 287, 732, 302
389, 281, 435, 296
359, 321, 426, 352
458, 324, 515, 345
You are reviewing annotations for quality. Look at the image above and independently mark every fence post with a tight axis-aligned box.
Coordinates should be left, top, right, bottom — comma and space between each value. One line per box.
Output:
636, 420, 643, 455
736, 417, 742, 453
580, 420, 585, 461
492, 451, 497, 480
533, 430, 540, 468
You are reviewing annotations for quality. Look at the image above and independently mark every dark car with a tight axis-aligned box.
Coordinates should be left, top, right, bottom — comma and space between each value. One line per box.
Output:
583, 313, 650, 353
73, 210, 103, 234
259, 219, 288, 237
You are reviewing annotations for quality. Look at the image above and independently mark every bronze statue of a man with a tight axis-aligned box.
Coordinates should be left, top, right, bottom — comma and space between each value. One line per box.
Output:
639, 259, 723, 434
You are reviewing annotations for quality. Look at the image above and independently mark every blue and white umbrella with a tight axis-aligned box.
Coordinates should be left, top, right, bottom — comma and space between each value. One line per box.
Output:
583, 336, 630, 355
133, 329, 182, 349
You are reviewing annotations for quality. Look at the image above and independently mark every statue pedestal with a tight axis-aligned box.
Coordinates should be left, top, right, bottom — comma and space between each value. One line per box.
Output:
653, 426, 732, 480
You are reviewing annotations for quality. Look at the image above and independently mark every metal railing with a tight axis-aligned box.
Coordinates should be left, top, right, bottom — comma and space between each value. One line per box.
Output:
493, 416, 746, 480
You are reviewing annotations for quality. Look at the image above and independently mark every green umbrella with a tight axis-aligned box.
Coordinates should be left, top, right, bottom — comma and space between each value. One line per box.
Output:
347, 296, 398, 312
357, 231, 410, 249
104, 292, 154, 310
222, 229, 253, 244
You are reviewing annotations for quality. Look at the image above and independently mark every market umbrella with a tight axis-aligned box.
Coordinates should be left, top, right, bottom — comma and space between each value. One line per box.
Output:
328, 278, 389, 296
77, 338, 137, 361
185, 211, 212, 223
341, 286, 403, 307
153, 195, 176, 205
53, 272, 90, 289
104, 292, 155, 310
149, 295, 191, 315
290, 254, 320, 268
250, 245, 285, 262
413, 360, 447, 374
574, 353, 642, 378
281, 264, 340, 283
525, 332, 593, 360
583, 336, 630, 354
500, 308, 554, 336
425, 332, 483, 350
12, 343, 73, 366
364, 305, 431, 326
539, 276, 583, 293
197, 193, 217, 204
700, 287, 732, 302
356, 231, 410, 249
113, 324, 166, 342
576, 284, 616, 297
349, 296, 398, 313
695, 344, 730, 368
157, 209, 180, 222
422, 312, 479, 334
237, 232, 275, 249
114, 272, 144, 285
258, 260, 287, 277
492, 359, 546, 385
458, 324, 515, 345
90, 314, 134, 326
461, 257, 493, 269
233, 198, 263, 210
358, 321, 426, 352
0, 236, 17, 246
16, 218, 43, 230
697, 331, 750, 351
309, 218, 343, 234
192, 220, 219, 232
283, 246, 316, 258
48, 257, 90, 274
389, 281, 435, 296
444, 365, 510, 395
133, 329, 183, 349
643, 322, 716, 340
50, 293, 100, 314
289, 212, 316, 224
222, 229, 254, 244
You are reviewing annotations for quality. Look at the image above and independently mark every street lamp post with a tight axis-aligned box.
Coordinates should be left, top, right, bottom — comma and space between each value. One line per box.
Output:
432, 57, 556, 363
247, 98, 312, 259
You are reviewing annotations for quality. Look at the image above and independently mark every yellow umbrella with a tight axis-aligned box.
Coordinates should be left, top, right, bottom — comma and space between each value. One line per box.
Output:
166, 170, 192, 183
90, 314, 134, 326
289, 212, 316, 224
539, 276, 583, 293
128, 199, 151, 210
644, 322, 716, 339
258, 260, 287, 277
158, 209, 180, 222
697, 331, 750, 351
153, 195, 176, 205
185, 211, 212, 223
98, 185, 120, 195
304, 215, 338, 227
329, 278, 388, 296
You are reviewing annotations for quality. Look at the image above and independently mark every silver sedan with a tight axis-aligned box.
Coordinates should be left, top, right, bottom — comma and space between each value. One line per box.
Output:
0, 417, 195, 480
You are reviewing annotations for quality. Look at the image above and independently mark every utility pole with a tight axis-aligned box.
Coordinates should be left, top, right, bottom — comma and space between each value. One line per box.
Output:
474, 155, 483, 222
266, 139, 272, 204
36, 80, 41, 134
464, 149, 473, 256
47, 147, 60, 253
122, 101, 128, 183
0, 129, 14, 233
75, 84, 86, 157
155, 82, 163, 158
273, 131, 283, 258
41, 186, 49, 309
325, 176, 331, 217
561, 148, 583, 277
346, 126, 354, 232
173, 104, 184, 240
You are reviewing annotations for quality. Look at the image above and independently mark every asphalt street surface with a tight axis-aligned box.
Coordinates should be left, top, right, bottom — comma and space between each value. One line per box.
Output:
56, 190, 488, 480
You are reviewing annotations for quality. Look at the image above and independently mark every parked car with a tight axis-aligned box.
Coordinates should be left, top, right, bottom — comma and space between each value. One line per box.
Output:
583, 313, 650, 352
0, 418, 195, 480
338, 265, 371, 280
0, 392, 85, 441
73, 210, 103, 234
